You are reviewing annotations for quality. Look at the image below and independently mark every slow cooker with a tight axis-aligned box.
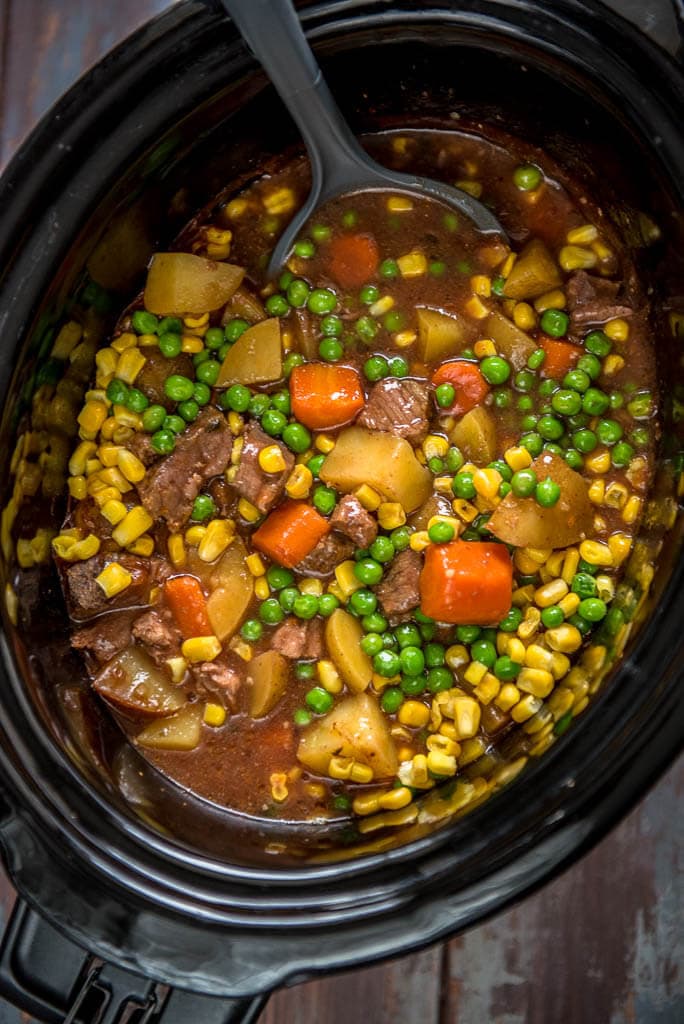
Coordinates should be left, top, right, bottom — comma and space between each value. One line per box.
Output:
0, 1, 682, 1019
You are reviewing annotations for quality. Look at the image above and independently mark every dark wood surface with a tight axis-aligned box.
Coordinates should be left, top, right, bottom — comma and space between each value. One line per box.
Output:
0, 2, 682, 1021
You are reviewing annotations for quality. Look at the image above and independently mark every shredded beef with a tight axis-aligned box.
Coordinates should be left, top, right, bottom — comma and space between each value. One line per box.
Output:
131, 608, 181, 665
136, 408, 232, 531
190, 657, 242, 709
64, 553, 170, 621
296, 532, 355, 577
374, 549, 423, 622
272, 617, 325, 659
566, 271, 633, 333
234, 421, 294, 514
72, 613, 133, 665
330, 495, 378, 547
358, 377, 429, 445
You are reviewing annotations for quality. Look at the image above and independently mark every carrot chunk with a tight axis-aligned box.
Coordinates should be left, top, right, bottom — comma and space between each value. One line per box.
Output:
290, 363, 365, 430
164, 575, 212, 638
253, 500, 331, 568
419, 540, 513, 625
431, 361, 490, 416
540, 336, 583, 379
327, 233, 379, 288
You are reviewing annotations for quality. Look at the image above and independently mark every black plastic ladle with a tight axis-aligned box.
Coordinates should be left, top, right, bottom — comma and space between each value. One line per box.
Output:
221, 0, 507, 276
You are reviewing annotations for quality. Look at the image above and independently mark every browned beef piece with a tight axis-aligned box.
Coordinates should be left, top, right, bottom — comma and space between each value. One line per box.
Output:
233, 421, 294, 514
136, 408, 232, 531
135, 349, 195, 409
209, 476, 236, 518
131, 608, 182, 665
271, 617, 325, 659
330, 495, 377, 547
72, 612, 133, 665
127, 431, 158, 467
358, 378, 429, 445
296, 532, 355, 577
64, 553, 170, 621
71, 498, 113, 539
374, 549, 423, 622
566, 271, 633, 332
190, 657, 242, 709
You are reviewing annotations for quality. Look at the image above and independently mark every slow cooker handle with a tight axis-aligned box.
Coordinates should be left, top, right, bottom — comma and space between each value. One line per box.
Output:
0, 899, 268, 1024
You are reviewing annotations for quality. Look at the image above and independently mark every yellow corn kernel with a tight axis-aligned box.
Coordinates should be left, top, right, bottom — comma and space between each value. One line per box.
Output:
99, 417, 118, 441
245, 552, 266, 577
16, 539, 36, 569
198, 519, 234, 562
464, 661, 488, 686
503, 447, 532, 474
426, 733, 460, 757
285, 464, 313, 499
54, 533, 101, 562
264, 187, 294, 216
115, 348, 146, 385
248, 574, 266, 600
515, 549, 541, 576
203, 703, 227, 727
95, 347, 118, 384
455, 179, 482, 198
179, 334, 203, 354
116, 449, 145, 484
471, 274, 492, 298
622, 495, 642, 525
557, 551, 578, 589
136, 332, 158, 348
95, 562, 133, 598
474, 673, 500, 705
67, 476, 87, 500
513, 302, 536, 331
396, 250, 428, 278
585, 449, 611, 475
506, 639, 527, 666
444, 645, 469, 672
238, 498, 260, 523
353, 484, 382, 511
317, 660, 343, 694
377, 502, 406, 530
608, 532, 632, 565
464, 295, 489, 319
296, 579, 321, 600
518, 608, 541, 642
472, 467, 502, 500
350, 762, 374, 784
510, 694, 542, 723
545, 624, 583, 654
545, 552, 564, 578
603, 354, 625, 376
451, 696, 481, 739
604, 318, 630, 342
423, 434, 449, 460
51, 319, 83, 359
98, 466, 133, 493
567, 223, 599, 245
409, 530, 431, 552
525, 644, 555, 672
314, 434, 335, 455
92, 487, 121, 508
578, 539, 613, 567
127, 535, 154, 557
352, 793, 380, 816
550, 651, 571, 681
512, 585, 535, 608
182, 635, 221, 663
452, 498, 478, 523
328, 754, 352, 780
386, 195, 413, 212
495, 684, 521, 712
517, 667, 555, 699
98, 443, 122, 468
398, 700, 430, 728
378, 787, 413, 811
369, 295, 395, 317
112, 506, 153, 548
426, 750, 457, 777
394, 329, 417, 348
112, 405, 143, 431
226, 197, 248, 219
205, 226, 232, 247
533, 289, 566, 313
109, 331, 136, 353
557, 593, 579, 619
257, 444, 287, 475
604, 482, 628, 510
559, 245, 597, 272
269, 773, 288, 803
473, 338, 496, 359
335, 559, 363, 598
77, 401, 108, 439
588, 478, 606, 505
534, 578, 569, 608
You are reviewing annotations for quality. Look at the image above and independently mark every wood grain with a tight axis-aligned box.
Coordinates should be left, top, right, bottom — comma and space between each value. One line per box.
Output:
0, 3, 682, 1023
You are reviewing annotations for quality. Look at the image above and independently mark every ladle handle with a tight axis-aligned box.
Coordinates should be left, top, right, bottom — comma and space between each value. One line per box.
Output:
221, 0, 370, 195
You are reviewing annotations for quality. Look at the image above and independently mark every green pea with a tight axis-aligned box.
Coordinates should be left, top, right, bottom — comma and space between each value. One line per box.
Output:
480, 355, 511, 385
307, 453, 325, 477
282, 352, 305, 378
305, 687, 333, 714
435, 383, 456, 408
294, 239, 316, 259
491, 274, 505, 296
511, 468, 537, 497
445, 447, 464, 473
224, 318, 250, 342
498, 608, 522, 632
150, 429, 175, 455
571, 573, 597, 599
629, 426, 649, 448
552, 389, 582, 416
383, 311, 405, 332
576, 353, 602, 380
241, 618, 263, 642
279, 586, 299, 612
428, 457, 445, 474
196, 360, 220, 386
400, 674, 426, 696
313, 484, 337, 516
222, 384, 251, 412
282, 422, 311, 453
374, 650, 401, 678
204, 327, 225, 350
261, 409, 287, 436
452, 471, 475, 499
579, 597, 607, 622
158, 332, 182, 358
163, 415, 185, 434
494, 655, 522, 680
540, 308, 569, 338
535, 476, 561, 507
286, 279, 310, 308
514, 369, 535, 392
266, 566, 293, 591
399, 646, 424, 677
267, 391, 288, 416
604, 607, 625, 637
627, 391, 653, 419
584, 330, 612, 357
494, 389, 511, 409
573, 427, 598, 453
142, 404, 166, 432
456, 624, 481, 643
563, 369, 591, 393
193, 382, 211, 406
265, 294, 290, 317
259, 598, 285, 624
360, 284, 380, 305
564, 448, 584, 470
611, 441, 634, 467
513, 163, 542, 190
106, 378, 129, 405
391, 526, 411, 551
470, 639, 497, 668
381, 687, 404, 714
361, 633, 384, 656
319, 338, 343, 362
349, 589, 376, 617
131, 310, 159, 334
379, 258, 399, 278
320, 314, 343, 337
368, 536, 395, 564
311, 224, 331, 242
596, 418, 623, 446
520, 432, 544, 456
342, 210, 358, 228
538, 379, 556, 399
499, 481, 512, 498
428, 521, 455, 544
537, 414, 564, 441
520, 414, 538, 432
541, 605, 565, 628
158, 317, 182, 336
125, 388, 149, 413
609, 391, 624, 411
527, 349, 546, 371
354, 558, 384, 586
293, 708, 312, 727
429, 260, 447, 277
356, 315, 378, 342
178, 399, 199, 422
424, 643, 445, 668
394, 623, 422, 648
295, 661, 316, 680
308, 288, 337, 315
293, 593, 319, 620
364, 355, 389, 382
426, 667, 453, 692
569, 613, 593, 637
388, 356, 409, 378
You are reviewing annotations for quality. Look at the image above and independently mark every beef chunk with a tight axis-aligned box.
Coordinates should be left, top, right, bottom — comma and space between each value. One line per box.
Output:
566, 271, 633, 332
135, 349, 195, 410
358, 378, 429, 445
64, 553, 169, 621
131, 608, 181, 665
296, 532, 355, 577
190, 657, 242, 709
136, 408, 232, 530
234, 421, 294, 514
330, 495, 378, 547
126, 431, 158, 468
374, 549, 423, 622
271, 617, 325, 659
209, 476, 236, 518
72, 613, 133, 665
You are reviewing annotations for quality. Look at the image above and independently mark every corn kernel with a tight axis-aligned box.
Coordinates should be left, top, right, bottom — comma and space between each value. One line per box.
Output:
53, 533, 101, 562
238, 498, 260, 523
112, 506, 153, 548
182, 635, 221, 663
608, 532, 632, 565
394, 330, 417, 348
352, 793, 380, 816
350, 762, 374, 784
68, 476, 87, 500
246, 552, 266, 576
285, 464, 313, 499
128, 535, 154, 557
353, 484, 382, 511
544, 624, 583, 654
604, 318, 630, 342
567, 223, 599, 245
269, 772, 288, 803
426, 733, 460, 757
559, 245, 597, 272
115, 449, 145, 484
585, 449, 611, 474
377, 502, 405, 530
423, 434, 449, 460
386, 195, 413, 212
622, 495, 642, 525
258, 444, 287, 474
226, 197, 248, 219
426, 750, 457, 777
334, 560, 363, 598
503, 447, 533, 474
578, 539, 613, 567
264, 187, 295, 215
115, 348, 146, 385
317, 660, 343, 694
198, 519, 234, 562
557, 593, 580, 619
533, 289, 566, 313
517, 667, 554, 698
77, 401, 108, 440
588, 479, 606, 505
513, 302, 536, 331
378, 787, 413, 810
409, 530, 430, 552
511, 694, 543, 723
314, 434, 336, 454
452, 498, 478, 523
254, 577, 270, 601
95, 347, 118, 385
112, 405, 143, 431
524, 644, 554, 671
464, 661, 488, 686
472, 467, 502, 500
51, 320, 83, 360
369, 295, 395, 317
452, 696, 481, 739
204, 703, 227, 727
471, 274, 492, 298
534, 578, 568, 608
398, 700, 430, 728
474, 673, 500, 705
181, 335, 204, 354
473, 338, 496, 358
495, 684, 521, 712
455, 179, 483, 198
603, 353, 625, 376
464, 295, 489, 319
444, 645, 469, 672
95, 562, 133, 598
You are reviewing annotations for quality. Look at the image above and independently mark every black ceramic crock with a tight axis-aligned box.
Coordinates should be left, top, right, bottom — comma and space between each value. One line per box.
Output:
0, 1, 682, 1020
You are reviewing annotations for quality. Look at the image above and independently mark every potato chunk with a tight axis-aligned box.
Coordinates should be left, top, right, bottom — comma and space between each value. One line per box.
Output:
488, 452, 593, 548
319, 426, 431, 513
204, 539, 253, 641
136, 703, 203, 751
416, 308, 472, 362
297, 692, 398, 779
216, 317, 282, 387
325, 609, 372, 693
144, 253, 244, 315
449, 406, 497, 464
93, 647, 186, 717
503, 239, 561, 300
485, 310, 536, 370
248, 650, 289, 718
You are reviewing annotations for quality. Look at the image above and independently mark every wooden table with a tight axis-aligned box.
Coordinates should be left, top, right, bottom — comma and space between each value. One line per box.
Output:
0, 2, 682, 1020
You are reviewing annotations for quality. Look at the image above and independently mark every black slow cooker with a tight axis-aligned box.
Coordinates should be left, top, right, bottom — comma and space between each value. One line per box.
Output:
0, 1, 682, 1020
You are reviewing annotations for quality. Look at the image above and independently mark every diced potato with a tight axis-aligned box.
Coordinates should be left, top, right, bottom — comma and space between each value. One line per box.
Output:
488, 452, 593, 548
319, 427, 431, 513
216, 317, 282, 387
297, 692, 398, 779
485, 310, 536, 370
325, 609, 373, 693
203, 539, 253, 641
248, 650, 289, 718
144, 253, 244, 315
503, 239, 562, 300
93, 647, 186, 717
449, 406, 497, 464
416, 308, 471, 362
223, 285, 266, 323
136, 703, 204, 751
